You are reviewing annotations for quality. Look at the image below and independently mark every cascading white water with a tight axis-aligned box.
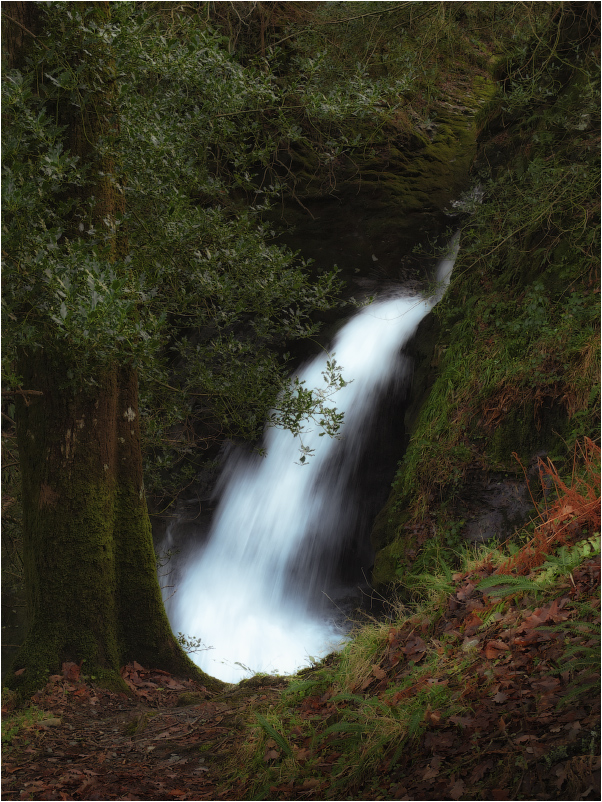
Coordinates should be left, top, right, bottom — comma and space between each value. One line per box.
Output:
168, 235, 459, 682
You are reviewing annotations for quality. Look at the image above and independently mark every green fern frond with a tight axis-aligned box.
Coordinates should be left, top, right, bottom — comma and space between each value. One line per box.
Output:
282, 679, 320, 698
321, 721, 366, 737
556, 676, 600, 707
478, 602, 506, 630
331, 691, 365, 704
255, 713, 293, 757
477, 574, 541, 596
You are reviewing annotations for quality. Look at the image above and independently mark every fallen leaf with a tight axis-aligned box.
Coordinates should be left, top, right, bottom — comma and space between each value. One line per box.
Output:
485, 640, 511, 659
62, 662, 80, 681
422, 765, 439, 781
38, 717, 62, 728
372, 664, 386, 680
492, 691, 508, 704
449, 779, 465, 800
469, 759, 493, 784
555, 762, 568, 789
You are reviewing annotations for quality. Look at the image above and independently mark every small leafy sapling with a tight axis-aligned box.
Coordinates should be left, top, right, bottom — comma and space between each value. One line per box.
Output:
267, 354, 350, 463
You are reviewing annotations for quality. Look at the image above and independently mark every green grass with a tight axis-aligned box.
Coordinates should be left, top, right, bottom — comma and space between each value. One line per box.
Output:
1, 694, 55, 747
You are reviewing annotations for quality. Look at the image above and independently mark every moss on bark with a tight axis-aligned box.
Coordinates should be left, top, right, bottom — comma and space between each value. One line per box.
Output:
9, 352, 223, 701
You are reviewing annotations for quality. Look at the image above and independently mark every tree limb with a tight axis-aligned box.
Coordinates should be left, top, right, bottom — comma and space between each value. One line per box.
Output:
2, 12, 49, 50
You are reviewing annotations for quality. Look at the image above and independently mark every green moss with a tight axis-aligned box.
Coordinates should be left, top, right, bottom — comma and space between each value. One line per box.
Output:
369, 36, 599, 595
5, 623, 129, 703
487, 401, 570, 468
372, 536, 416, 591
176, 691, 208, 706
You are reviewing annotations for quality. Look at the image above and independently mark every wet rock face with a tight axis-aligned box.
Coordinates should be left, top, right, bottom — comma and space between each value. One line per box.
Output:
274, 192, 452, 291
272, 79, 491, 295
452, 472, 534, 544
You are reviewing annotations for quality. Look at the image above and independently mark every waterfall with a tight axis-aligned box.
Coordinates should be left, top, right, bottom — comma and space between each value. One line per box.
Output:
168, 235, 459, 682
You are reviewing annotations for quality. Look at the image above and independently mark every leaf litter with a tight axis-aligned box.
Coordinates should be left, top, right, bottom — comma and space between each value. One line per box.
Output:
4, 551, 598, 800
1, 664, 285, 801
2, 442, 600, 799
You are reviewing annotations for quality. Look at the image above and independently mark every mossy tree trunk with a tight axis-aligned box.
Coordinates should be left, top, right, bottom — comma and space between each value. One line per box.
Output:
14, 355, 217, 694
4, 1, 224, 698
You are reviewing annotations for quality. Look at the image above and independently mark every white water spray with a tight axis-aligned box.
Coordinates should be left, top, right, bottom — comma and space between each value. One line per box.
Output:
168, 236, 459, 682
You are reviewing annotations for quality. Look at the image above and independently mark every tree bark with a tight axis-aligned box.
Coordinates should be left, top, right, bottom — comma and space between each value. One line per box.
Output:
13, 353, 219, 695
4, 1, 224, 698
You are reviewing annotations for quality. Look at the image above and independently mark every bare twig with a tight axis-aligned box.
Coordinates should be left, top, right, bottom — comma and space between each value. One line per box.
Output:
2, 389, 43, 398
2, 13, 49, 50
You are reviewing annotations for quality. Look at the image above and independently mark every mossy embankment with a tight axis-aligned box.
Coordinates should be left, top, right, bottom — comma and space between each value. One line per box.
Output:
218, 448, 599, 800
371, 6, 600, 590
276, 66, 497, 288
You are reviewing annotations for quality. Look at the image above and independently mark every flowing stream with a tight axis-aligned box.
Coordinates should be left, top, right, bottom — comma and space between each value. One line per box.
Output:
168, 236, 459, 682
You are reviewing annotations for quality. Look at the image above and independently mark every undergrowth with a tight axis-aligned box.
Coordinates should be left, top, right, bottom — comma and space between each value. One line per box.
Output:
225, 435, 600, 800
386, 7, 600, 522
1, 691, 55, 748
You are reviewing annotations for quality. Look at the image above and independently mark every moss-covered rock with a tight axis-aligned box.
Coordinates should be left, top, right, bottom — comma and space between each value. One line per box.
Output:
369, 16, 600, 593
275, 74, 496, 286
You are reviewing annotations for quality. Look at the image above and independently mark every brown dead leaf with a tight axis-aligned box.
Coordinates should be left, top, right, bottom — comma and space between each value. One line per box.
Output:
424, 708, 442, 726
484, 640, 511, 659
469, 759, 493, 784
402, 635, 427, 661
62, 662, 81, 682
422, 764, 440, 781
449, 779, 465, 800
372, 664, 386, 680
